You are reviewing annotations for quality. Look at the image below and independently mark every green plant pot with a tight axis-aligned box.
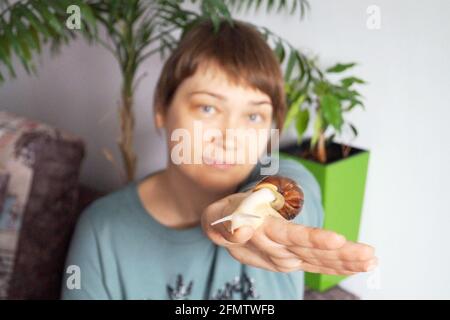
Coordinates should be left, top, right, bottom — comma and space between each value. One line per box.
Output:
279, 143, 370, 292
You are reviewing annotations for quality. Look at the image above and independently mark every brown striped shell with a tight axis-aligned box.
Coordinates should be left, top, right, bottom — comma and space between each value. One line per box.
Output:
253, 175, 304, 220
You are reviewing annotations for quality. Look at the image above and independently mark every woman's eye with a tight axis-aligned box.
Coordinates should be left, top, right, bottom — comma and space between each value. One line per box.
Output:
199, 105, 216, 115
248, 113, 263, 123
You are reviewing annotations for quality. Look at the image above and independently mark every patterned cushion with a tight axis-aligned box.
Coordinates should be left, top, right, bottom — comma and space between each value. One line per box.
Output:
0, 111, 85, 299
0, 170, 9, 214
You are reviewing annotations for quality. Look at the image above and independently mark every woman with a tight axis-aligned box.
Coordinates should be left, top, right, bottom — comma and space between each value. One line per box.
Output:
62, 19, 376, 300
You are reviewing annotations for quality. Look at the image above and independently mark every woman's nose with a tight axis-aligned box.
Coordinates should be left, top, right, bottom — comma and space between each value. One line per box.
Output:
217, 114, 239, 150
209, 130, 236, 151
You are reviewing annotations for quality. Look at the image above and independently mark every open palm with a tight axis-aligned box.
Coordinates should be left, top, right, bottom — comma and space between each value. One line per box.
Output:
202, 192, 377, 275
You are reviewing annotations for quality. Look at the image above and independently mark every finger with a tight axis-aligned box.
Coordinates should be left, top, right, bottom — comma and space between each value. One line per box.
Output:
201, 202, 235, 247
337, 242, 376, 261
301, 256, 378, 273
202, 194, 253, 247
207, 222, 254, 247
287, 241, 376, 262
264, 217, 346, 249
298, 261, 358, 276
249, 230, 298, 259
222, 225, 255, 245
240, 242, 303, 273
227, 245, 278, 272
267, 256, 303, 273
203, 192, 248, 226
250, 238, 356, 273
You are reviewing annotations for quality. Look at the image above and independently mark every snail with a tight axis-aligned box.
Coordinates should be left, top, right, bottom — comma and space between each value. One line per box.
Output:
210, 175, 304, 233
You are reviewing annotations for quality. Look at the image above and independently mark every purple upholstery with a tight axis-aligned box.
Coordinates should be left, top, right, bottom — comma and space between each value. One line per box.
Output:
0, 111, 85, 299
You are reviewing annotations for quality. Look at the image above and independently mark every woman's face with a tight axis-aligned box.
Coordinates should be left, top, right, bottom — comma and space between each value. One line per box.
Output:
156, 62, 274, 193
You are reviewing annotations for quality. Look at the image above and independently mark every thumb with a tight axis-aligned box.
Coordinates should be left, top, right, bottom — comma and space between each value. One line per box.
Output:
206, 222, 255, 247
222, 225, 255, 245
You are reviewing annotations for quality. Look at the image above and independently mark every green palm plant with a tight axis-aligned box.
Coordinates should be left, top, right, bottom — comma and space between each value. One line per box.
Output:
0, 0, 97, 79
1, 0, 321, 182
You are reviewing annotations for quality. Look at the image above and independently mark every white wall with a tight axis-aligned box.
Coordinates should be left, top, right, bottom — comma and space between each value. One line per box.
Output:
1, 0, 449, 299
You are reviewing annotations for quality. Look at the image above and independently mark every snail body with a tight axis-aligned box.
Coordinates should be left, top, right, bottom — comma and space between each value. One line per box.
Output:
210, 175, 304, 233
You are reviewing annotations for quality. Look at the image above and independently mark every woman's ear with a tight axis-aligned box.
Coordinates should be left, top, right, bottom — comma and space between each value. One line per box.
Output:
154, 105, 166, 138
154, 106, 165, 129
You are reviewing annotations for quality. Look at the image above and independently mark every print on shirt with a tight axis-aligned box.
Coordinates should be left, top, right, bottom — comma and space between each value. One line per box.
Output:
167, 274, 193, 300
166, 272, 259, 300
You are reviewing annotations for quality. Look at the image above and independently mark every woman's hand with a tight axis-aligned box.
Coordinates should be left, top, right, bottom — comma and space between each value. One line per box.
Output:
201, 192, 377, 275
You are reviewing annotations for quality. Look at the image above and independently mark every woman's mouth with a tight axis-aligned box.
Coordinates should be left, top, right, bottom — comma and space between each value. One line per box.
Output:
202, 156, 236, 169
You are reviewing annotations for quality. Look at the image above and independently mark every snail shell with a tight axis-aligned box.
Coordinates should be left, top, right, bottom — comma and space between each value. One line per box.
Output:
253, 175, 304, 220
210, 175, 304, 233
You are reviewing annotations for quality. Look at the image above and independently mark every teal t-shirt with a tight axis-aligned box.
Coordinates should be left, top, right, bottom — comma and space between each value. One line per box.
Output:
61, 158, 324, 300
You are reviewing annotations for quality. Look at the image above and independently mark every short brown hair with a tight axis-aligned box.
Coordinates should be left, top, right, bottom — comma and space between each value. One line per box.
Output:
153, 18, 287, 130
